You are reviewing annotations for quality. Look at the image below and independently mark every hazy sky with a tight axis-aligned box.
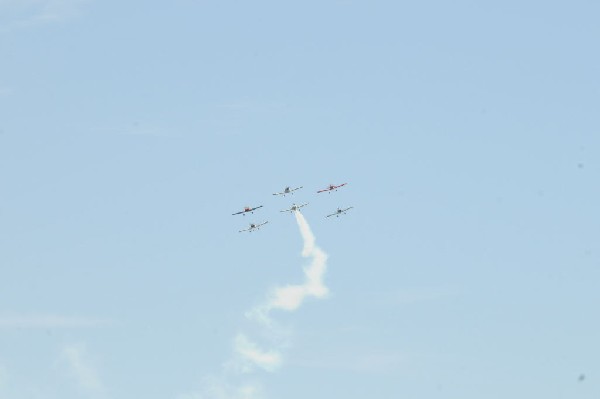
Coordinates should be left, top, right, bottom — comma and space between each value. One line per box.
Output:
1, 1, 599, 398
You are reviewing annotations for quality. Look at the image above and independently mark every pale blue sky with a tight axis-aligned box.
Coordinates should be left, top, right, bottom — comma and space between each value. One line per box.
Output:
1, 1, 599, 398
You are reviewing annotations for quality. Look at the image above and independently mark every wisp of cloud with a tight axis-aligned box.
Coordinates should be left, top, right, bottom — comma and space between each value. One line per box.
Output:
60, 343, 105, 398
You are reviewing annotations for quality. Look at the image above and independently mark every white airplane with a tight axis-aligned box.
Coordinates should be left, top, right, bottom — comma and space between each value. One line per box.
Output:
239, 221, 269, 233
326, 207, 353, 218
272, 186, 303, 196
280, 203, 309, 213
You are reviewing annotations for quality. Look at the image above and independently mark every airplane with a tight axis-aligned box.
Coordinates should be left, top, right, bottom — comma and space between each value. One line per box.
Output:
326, 206, 353, 218
232, 205, 263, 216
280, 203, 309, 213
317, 183, 347, 193
239, 221, 269, 233
272, 186, 303, 196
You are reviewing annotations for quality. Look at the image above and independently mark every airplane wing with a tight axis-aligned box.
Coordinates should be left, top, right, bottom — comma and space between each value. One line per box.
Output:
272, 191, 285, 196
336, 183, 348, 188
317, 188, 330, 193
232, 210, 245, 215
298, 202, 309, 208
280, 208, 292, 213
251, 205, 264, 211
326, 212, 337, 218
341, 206, 353, 212
238, 227, 250, 232
290, 186, 303, 192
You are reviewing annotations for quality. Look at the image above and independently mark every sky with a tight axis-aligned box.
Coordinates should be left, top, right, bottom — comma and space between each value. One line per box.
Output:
1, 0, 599, 398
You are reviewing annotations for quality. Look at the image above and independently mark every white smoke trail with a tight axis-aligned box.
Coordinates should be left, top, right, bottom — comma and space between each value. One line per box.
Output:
233, 334, 282, 373
237, 211, 329, 371
248, 211, 328, 323
181, 212, 328, 398
266, 211, 328, 312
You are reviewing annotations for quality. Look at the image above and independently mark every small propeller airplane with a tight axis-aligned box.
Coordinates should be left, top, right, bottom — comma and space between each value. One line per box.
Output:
239, 221, 269, 233
326, 206, 353, 218
272, 186, 303, 196
280, 203, 309, 213
317, 183, 347, 193
232, 205, 263, 216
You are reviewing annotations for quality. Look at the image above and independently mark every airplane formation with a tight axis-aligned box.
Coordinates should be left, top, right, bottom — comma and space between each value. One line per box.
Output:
233, 183, 352, 232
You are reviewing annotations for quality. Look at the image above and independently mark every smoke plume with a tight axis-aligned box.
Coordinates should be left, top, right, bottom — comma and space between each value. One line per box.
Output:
235, 211, 329, 374
182, 212, 328, 398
